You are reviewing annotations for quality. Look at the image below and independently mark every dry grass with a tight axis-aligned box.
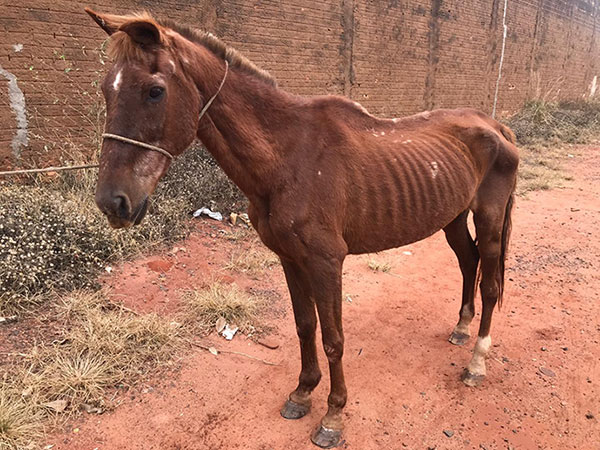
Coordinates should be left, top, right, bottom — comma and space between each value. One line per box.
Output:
0, 281, 268, 448
516, 144, 575, 195
0, 291, 179, 448
223, 244, 279, 276
179, 282, 265, 335
367, 257, 392, 273
505, 100, 598, 195
507, 100, 600, 146
220, 226, 255, 242
0, 380, 44, 450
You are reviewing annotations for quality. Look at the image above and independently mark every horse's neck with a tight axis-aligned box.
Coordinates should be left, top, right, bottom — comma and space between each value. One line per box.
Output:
195, 69, 294, 203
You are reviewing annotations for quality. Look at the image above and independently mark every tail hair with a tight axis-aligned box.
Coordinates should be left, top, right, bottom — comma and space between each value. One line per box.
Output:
497, 193, 514, 309
499, 124, 517, 145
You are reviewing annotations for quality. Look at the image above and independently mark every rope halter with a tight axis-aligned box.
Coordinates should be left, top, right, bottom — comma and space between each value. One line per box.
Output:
102, 60, 229, 160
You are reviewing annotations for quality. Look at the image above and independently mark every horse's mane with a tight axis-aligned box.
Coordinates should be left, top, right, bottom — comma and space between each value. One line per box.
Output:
159, 18, 277, 87
106, 12, 277, 87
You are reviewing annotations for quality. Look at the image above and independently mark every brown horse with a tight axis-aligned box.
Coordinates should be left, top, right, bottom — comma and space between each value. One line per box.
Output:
86, 9, 519, 448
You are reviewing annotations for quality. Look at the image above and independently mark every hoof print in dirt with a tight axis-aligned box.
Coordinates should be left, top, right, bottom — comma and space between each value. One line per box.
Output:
311, 425, 343, 449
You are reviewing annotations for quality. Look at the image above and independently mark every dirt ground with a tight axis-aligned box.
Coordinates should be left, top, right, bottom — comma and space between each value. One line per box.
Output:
49, 149, 599, 450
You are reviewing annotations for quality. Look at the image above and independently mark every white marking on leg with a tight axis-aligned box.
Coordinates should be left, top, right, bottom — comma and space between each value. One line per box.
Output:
113, 69, 122, 91
467, 335, 491, 376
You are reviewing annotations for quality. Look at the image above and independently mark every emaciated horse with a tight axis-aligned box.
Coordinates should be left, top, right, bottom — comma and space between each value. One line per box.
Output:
86, 9, 519, 448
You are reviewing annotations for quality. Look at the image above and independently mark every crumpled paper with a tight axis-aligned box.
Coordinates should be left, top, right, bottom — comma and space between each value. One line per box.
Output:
193, 207, 223, 221
222, 324, 239, 340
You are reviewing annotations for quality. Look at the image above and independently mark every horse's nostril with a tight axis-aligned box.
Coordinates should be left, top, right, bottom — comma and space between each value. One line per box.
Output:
112, 194, 131, 219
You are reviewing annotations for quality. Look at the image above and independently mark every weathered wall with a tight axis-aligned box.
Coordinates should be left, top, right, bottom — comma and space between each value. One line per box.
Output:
0, 0, 598, 168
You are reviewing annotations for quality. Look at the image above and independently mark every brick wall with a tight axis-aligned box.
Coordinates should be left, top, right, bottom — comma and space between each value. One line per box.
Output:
1, 0, 598, 168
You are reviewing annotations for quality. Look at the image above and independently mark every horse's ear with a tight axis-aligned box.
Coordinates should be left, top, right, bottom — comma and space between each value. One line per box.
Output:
85, 8, 123, 35
119, 20, 163, 46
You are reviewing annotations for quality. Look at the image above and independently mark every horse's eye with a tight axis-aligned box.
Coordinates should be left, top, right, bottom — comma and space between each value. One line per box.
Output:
148, 86, 164, 101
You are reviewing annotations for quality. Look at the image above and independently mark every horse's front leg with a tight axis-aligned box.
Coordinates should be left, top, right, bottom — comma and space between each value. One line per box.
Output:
280, 259, 322, 420
307, 255, 347, 449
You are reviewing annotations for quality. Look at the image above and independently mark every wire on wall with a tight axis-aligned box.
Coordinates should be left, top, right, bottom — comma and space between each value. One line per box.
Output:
492, 0, 509, 119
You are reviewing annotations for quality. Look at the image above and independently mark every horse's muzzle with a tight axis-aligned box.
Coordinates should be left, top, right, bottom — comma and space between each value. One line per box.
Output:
97, 191, 149, 229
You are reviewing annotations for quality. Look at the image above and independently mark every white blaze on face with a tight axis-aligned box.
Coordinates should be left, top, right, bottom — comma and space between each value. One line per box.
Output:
113, 69, 123, 92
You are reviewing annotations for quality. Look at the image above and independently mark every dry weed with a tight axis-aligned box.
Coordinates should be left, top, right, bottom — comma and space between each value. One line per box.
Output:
507, 100, 600, 146
0, 291, 179, 448
223, 244, 279, 276
179, 282, 264, 335
220, 226, 255, 242
368, 258, 392, 273
517, 144, 575, 195
0, 380, 44, 450
505, 100, 597, 194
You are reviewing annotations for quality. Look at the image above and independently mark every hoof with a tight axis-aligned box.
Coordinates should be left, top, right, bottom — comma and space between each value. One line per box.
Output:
461, 369, 485, 387
448, 331, 470, 346
311, 425, 342, 449
280, 399, 310, 420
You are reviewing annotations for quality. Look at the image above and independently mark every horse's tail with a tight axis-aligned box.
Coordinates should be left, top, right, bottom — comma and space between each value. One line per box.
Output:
498, 123, 517, 145
497, 192, 514, 309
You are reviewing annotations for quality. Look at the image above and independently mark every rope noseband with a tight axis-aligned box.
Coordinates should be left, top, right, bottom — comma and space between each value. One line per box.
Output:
101, 133, 175, 159
102, 60, 229, 160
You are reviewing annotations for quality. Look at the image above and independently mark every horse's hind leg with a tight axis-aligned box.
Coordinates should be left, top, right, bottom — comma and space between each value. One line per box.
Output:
444, 210, 480, 346
462, 182, 515, 387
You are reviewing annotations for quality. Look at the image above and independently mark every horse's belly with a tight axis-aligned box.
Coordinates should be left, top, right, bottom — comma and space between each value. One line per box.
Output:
344, 155, 477, 254
345, 201, 464, 254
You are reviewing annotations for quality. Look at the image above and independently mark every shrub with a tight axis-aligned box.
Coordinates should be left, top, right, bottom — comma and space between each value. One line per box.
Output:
506, 100, 600, 145
0, 144, 246, 312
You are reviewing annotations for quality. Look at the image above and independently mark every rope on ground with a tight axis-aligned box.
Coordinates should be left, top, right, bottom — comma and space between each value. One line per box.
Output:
0, 163, 99, 176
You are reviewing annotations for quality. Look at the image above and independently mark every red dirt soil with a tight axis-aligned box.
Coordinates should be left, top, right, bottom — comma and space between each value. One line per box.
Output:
51, 149, 599, 449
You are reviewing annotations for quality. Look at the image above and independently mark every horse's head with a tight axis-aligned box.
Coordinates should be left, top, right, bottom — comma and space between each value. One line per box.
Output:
86, 9, 203, 228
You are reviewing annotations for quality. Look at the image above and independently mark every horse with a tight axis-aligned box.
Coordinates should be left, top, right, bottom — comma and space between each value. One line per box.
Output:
86, 9, 519, 448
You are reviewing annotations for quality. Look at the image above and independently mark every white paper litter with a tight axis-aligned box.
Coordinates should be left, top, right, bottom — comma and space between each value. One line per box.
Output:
193, 207, 223, 221
0, 315, 17, 324
402, 250, 413, 256
221, 324, 239, 340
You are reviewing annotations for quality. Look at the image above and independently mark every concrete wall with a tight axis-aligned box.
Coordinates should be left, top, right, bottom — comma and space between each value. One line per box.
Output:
1, 0, 598, 168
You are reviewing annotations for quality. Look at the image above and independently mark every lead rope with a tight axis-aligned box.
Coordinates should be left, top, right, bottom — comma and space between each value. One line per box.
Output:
102, 60, 229, 159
